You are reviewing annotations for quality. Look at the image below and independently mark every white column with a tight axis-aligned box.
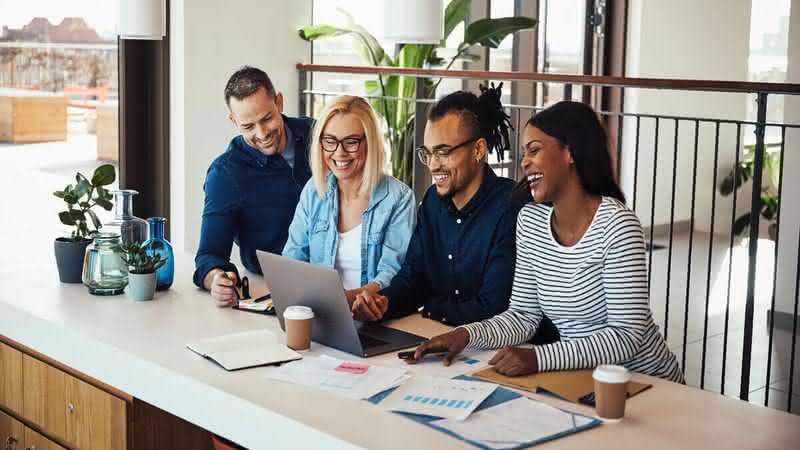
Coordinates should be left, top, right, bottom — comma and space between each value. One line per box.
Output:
170, 0, 312, 252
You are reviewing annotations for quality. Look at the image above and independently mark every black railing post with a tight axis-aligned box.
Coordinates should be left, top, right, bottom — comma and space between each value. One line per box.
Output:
741, 92, 769, 400
412, 79, 429, 202
298, 69, 308, 116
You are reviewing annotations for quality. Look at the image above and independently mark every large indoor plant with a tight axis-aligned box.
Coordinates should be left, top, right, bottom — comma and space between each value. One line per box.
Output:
122, 244, 167, 301
718, 144, 782, 239
52, 164, 116, 282
299, 0, 537, 184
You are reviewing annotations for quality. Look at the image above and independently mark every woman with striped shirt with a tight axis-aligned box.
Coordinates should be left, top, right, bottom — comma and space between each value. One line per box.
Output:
409, 101, 684, 383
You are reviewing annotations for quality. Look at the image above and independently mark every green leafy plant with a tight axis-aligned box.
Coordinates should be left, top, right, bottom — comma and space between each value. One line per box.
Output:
718, 144, 781, 236
122, 244, 167, 275
299, 0, 537, 184
52, 164, 116, 241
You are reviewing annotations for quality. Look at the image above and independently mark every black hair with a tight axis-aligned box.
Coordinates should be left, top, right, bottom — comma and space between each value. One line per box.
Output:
428, 82, 512, 162
515, 101, 625, 204
224, 66, 276, 106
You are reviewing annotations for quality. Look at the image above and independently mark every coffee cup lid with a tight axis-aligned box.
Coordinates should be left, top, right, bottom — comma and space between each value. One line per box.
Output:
592, 365, 631, 384
284, 305, 314, 320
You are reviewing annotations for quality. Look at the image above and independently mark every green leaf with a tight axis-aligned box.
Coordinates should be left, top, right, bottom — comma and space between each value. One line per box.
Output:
70, 209, 86, 223
96, 198, 113, 211
86, 210, 102, 230
91, 164, 116, 186
59, 211, 76, 226
732, 212, 752, 236
73, 180, 90, 199
443, 0, 470, 44
298, 19, 388, 66
63, 193, 79, 205
53, 190, 66, 199
463, 17, 538, 49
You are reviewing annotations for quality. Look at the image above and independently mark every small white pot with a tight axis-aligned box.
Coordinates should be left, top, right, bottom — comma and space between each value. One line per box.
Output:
128, 272, 157, 301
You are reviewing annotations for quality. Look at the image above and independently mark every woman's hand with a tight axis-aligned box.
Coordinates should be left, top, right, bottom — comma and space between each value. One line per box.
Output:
408, 327, 470, 366
351, 284, 387, 321
488, 347, 539, 376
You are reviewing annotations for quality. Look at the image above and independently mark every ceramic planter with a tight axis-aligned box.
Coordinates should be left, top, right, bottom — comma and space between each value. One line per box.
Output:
127, 272, 157, 301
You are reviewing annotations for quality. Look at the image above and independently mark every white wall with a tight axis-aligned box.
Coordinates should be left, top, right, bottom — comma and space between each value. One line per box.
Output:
170, 0, 312, 253
621, 0, 752, 235
775, 0, 800, 317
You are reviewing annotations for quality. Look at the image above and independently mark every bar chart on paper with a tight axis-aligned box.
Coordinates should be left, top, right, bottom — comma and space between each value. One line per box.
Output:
380, 376, 497, 421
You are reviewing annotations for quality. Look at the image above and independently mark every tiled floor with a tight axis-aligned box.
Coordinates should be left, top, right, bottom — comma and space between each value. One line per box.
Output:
2, 136, 799, 415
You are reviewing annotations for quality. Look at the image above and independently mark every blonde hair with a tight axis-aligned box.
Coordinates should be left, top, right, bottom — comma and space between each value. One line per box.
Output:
310, 96, 386, 198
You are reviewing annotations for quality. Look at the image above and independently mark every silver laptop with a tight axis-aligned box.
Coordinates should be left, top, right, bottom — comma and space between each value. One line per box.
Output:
257, 250, 425, 357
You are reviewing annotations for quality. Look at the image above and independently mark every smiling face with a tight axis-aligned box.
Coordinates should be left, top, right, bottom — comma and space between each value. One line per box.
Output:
228, 86, 286, 155
321, 112, 367, 183
519, 124, 574, 203
423, 112, 486, 201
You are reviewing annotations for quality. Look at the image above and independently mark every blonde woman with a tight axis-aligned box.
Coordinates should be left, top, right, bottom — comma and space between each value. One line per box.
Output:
283, 96, 416, 314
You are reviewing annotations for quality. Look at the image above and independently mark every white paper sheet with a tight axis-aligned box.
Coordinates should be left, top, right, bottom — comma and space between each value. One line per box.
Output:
389, 349, 492, 379
265, 355, 408, 400
432, 396, 596, 449
379, 376, 497, 421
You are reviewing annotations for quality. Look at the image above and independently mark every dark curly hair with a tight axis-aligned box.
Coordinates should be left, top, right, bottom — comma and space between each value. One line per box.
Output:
428, 82, 512, 162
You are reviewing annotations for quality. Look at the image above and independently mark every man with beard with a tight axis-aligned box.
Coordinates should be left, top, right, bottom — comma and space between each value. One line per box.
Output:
193, 66, 313, 306
350, 85, 520, 327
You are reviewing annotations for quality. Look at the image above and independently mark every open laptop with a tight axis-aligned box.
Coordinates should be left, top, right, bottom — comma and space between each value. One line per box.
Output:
256, 250, 426, 357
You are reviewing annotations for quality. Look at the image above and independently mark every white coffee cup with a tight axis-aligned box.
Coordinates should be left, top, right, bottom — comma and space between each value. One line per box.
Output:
284, 306, 314, 351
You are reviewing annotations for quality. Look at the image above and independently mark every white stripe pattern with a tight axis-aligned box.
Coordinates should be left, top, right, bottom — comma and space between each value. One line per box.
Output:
463, 197, 684, 382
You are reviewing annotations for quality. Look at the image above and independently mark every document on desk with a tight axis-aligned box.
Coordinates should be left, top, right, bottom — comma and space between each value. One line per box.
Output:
186, 330, 302, 371
390, 349, 491, 379
431, 396, 597, 449
379, 376, 497, 421
264, 355, 409, 400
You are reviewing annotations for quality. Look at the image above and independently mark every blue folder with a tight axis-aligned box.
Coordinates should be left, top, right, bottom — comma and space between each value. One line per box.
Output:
367, 375, 601, 450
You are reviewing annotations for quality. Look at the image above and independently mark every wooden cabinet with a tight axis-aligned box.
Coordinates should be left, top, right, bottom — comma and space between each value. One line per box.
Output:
0, 342, 23, 416
24, 427, 67, 450
22, 354, 127, 450
0, 410, 24, 450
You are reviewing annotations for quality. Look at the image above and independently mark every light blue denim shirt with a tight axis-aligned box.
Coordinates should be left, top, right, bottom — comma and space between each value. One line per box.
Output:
282, 172, 416, 289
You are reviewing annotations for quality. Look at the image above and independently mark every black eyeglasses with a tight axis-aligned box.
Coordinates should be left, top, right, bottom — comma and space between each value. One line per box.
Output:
416, 136, 479, 167
321, 135, 366, 153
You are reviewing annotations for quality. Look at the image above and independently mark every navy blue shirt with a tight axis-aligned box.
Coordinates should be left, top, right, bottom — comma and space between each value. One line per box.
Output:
193, 115, 314, 288
381, 166, 520, 326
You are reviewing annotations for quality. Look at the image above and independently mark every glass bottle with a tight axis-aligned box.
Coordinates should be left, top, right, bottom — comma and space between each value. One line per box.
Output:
142, 217, 174, 290
105, 190, 148, 248
82, 233, 129, 295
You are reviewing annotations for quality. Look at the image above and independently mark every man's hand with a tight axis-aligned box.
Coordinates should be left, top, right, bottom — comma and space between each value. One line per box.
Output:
407, 327, 470, 366
351, 287, 388, 322
488, 346, 538, 376
204, 269, 238, 307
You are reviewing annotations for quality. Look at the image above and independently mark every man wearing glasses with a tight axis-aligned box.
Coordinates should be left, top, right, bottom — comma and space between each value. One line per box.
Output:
351, 86, 520, 326
193, 66, 314, 306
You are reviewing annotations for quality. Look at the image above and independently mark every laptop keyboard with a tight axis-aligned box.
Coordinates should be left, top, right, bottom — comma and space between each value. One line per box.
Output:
359, 333, 388, 348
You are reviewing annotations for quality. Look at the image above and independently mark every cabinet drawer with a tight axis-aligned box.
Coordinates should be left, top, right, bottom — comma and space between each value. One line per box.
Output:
23, 355, 127, 450
0, 341, 23, 415
0, 409, 24, 450
25, 427, 67, 450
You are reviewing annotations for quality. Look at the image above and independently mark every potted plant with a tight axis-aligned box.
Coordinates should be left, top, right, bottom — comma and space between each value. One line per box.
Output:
53, 164, 116, 282
299, 0, 537, 184
122, 244, 167, 301
718, 144, 781, 240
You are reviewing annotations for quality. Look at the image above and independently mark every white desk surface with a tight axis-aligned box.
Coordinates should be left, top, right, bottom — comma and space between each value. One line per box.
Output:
1, 251, 799, 450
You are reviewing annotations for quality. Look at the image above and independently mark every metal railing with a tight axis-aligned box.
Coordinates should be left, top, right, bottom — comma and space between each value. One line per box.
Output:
298, 63, 800, 412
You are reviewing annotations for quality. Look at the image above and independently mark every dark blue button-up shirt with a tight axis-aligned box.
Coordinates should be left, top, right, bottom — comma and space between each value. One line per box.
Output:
381, 166, 520, 326
192, 115, 314, 288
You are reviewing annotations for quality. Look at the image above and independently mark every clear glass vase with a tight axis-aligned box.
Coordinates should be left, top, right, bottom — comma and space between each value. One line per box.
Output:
105, 190, 148, 248
82, 233, 129, 295
142, 217, 174, 290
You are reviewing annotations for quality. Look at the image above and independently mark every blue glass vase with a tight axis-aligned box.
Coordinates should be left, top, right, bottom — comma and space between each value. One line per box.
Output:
142, 217, 174, 290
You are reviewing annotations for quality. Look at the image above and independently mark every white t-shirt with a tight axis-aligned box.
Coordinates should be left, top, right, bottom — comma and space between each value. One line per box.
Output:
334, 223, 363, 290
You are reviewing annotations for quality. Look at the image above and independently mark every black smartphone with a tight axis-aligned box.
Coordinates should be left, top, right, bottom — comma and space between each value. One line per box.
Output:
397, 351, 416, 360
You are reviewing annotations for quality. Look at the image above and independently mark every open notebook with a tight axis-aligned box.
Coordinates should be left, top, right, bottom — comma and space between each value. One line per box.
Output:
186, 330, 302, 371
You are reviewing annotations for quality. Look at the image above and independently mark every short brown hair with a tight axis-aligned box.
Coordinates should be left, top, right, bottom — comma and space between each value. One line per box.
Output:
224, 66, 275, 106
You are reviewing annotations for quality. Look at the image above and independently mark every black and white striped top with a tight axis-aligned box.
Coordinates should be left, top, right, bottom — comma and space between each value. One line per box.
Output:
463, 197, 684, 382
